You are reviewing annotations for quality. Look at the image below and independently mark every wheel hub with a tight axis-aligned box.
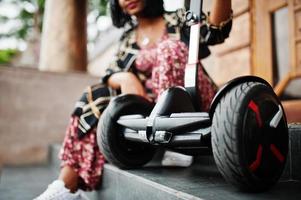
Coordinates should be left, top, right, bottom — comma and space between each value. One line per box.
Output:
244, 98, 288, 179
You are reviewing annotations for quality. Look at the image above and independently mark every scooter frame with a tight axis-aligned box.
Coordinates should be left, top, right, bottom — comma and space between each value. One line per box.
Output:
97, 0, 289, 192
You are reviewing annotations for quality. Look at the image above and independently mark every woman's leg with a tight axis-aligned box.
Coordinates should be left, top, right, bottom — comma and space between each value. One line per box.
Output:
58, 165, 79, 193
152, 39, 217, 111
35, 84, 113, 199
59, 116, 105, 191
151, 39, 188, 97
58, 84, 114, 191
196, 66, 218, 111
34, 117, 105, 200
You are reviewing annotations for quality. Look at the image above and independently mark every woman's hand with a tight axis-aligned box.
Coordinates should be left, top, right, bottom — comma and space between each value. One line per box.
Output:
108, 72, 149, 99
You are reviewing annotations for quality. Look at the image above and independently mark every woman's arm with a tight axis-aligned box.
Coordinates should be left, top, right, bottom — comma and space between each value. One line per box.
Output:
108, 72, 149, 99
209, 0, 232, 26
197, 0, 232, 45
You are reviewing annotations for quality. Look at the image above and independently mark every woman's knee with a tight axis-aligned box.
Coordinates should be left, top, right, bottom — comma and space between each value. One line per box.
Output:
155, 40, 188, 74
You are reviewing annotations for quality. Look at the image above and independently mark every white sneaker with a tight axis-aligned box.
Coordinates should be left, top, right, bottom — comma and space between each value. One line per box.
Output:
33, 180, 90, 200
161, 151, 193, 167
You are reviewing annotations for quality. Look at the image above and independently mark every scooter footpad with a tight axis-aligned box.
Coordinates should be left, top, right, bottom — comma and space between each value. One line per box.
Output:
170, 112, 209, 118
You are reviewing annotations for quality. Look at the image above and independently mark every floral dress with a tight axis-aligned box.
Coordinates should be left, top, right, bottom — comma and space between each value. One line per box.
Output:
59, 32, 217, 190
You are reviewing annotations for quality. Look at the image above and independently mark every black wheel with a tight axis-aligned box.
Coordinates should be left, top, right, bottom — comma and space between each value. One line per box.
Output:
211, 81, 288, 192
97, 94, 156, 169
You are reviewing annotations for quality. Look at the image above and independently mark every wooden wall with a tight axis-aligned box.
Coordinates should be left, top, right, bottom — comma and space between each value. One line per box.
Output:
203, 0, 251, 86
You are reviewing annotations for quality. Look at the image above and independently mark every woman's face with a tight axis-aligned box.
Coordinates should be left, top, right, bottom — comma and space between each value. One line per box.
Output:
118, 0, 145, 16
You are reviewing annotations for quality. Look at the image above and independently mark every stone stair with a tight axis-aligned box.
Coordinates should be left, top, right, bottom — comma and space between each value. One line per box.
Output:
286, 123, 301, 180
0, 124, 300, 200
97, 123, 301, 200
0, 144, 98, 200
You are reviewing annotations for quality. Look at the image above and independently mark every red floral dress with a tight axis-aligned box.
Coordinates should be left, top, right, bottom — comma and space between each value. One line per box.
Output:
59, 33, 217, 191
136, 33, 217, 110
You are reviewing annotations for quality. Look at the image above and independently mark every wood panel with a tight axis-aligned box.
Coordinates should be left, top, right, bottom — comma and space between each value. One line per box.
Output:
253, 0, 301, 95
296, 10, 301, 39
203, 0, 249, 16
211, 12, 250, 55
289, 0, 297, 74
252, 0, 287, 84
297, 43, 301, 72
202, 0, 251, 86
295, 0, 301, 5
204, 47, 251, 86
295, 10, 301, 75
282, 100, 301, 123
232, 0, 249, 16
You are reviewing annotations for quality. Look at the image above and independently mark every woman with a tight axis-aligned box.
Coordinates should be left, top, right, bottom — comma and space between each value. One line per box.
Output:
35, 0, 232, 199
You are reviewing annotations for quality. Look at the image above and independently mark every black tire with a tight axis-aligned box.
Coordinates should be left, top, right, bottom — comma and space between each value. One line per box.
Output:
97, 94, 156, 169
211, 82, 288, 192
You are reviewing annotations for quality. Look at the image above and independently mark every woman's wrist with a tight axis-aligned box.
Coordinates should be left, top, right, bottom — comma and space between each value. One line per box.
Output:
209, 0, 232, 26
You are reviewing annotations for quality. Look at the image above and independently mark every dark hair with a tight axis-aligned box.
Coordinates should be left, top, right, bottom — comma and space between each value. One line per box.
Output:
110, 0, 164, 28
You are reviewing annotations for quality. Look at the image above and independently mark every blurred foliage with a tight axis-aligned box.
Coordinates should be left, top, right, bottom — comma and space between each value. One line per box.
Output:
0, 49, 18, 64
0, 0, 108, 40
89, 0, 108, 17
0, 0, 108, 63
0, 0, 45, 40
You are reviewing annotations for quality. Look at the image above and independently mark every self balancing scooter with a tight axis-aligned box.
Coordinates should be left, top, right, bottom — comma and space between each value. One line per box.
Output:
97, 0, 288, 192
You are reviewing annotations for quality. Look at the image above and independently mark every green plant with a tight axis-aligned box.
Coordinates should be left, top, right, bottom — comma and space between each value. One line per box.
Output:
0, 49, 18, 64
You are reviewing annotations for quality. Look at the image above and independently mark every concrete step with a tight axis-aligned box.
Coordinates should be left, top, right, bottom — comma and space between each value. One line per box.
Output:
0, 165, 57, 200
1, 124, 300, 200
0, 145, 98, 200
47, 126, 301, 200
285, 123, 301, 180
99, 161, 301, 200
97, 124, 301, 200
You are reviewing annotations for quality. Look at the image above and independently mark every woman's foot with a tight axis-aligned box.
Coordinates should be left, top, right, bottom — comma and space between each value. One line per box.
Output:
161, 150, 193, 167
33, 180, 89, 200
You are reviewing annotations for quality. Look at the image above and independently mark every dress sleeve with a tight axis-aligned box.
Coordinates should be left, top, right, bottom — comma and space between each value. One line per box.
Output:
101, 54, 122, 84
101, 28, 137, 84
177, 9, 233, 46
101, 32, 128, 84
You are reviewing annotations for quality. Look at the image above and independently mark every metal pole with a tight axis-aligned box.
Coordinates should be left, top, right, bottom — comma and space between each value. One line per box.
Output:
184, 0, 204, 110
189, 0, 202, 20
